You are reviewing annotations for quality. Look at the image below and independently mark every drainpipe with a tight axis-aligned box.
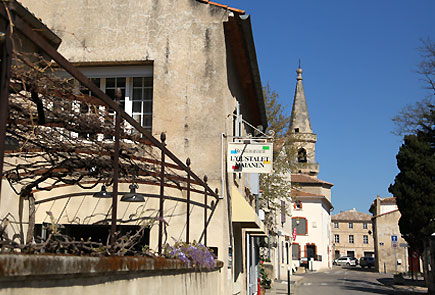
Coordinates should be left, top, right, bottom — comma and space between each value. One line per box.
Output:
222, 132, 233, 273
221, 133, 226, 200
236, 102, 240, 137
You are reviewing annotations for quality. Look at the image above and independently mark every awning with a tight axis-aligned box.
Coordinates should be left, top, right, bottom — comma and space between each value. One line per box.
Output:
245, 228, 267, 237
231, 185, 264, 231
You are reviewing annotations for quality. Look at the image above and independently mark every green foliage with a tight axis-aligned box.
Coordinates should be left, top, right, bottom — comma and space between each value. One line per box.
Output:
389, 124, 435, 252
263, 83, 291, 138
390, 38, 435, 252
259, 260, 272, 289
260, 84, 295, 226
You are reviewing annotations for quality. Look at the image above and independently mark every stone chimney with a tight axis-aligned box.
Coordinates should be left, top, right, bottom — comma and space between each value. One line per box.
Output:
376, 195, 381, 216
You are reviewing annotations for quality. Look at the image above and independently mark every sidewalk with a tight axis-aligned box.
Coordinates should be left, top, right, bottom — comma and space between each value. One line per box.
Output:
264, 275, 304, 295
378, 274, 428, 294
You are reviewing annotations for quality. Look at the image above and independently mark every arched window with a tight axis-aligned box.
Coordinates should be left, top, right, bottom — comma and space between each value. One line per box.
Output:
297, 148, 307, 163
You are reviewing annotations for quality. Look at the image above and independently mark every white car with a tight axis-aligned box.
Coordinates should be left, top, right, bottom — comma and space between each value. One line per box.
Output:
334, 256, 356, 266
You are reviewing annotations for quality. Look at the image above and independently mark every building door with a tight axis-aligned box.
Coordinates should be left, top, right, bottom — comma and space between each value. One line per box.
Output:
246, 234, 258, 295
347, 251, 355, 258
306, 244, 316, 259
335, 250, 340, 259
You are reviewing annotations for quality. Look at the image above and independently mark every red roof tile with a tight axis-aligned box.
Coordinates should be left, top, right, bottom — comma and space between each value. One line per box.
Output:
291, 189, 324, 197
196, 0, 245, 14
291, 188, 333, 209
291, 174, 334, 186
332, 209, 372, 221
380, 197, 396, 204
369, 196, 396, 213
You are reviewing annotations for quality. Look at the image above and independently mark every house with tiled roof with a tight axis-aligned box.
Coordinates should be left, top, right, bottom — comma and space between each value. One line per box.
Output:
369, 195, 415, 273
269, 66, 334, 275
15, 1, 267, 294
331, 208, 374, 260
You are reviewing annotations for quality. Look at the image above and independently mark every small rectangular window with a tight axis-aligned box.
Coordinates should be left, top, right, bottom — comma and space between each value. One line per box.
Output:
334, 234, 340, 244
363, 235, 368, 244
334, 221, 339, 228
292, 244, 300, 260
292, 218, 307, 235
295, 201, 302, 210
349, 235, 354, 244
363, 223, 368, 229
349, 222, 353, 229
79, 75, 153, 136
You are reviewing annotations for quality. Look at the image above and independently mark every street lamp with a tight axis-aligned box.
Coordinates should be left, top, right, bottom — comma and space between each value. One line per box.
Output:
121, 184, 145, 202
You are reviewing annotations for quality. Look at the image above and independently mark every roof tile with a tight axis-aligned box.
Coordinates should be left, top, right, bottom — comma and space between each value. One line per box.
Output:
291, 189, 324, 197
291, 174, 334, 186
332, 208, 372, 221
196, 0, 245, 14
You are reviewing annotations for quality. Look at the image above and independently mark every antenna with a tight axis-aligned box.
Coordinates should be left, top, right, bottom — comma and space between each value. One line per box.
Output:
298, 58, 301, 68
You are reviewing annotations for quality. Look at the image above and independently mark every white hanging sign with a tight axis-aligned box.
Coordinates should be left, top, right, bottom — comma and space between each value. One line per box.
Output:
227, 142, 273, 173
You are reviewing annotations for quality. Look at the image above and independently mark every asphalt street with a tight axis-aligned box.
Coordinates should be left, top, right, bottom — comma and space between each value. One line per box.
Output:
294, 266, 425, 295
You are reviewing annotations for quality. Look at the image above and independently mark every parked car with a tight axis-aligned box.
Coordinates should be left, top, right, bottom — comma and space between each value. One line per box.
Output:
349, 257, 358, 266
334, 256, 357, 266
359, 256, 375, 268
300, 257, 308, 267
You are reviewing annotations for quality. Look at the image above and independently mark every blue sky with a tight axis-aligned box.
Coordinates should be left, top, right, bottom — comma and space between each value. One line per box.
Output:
224, 0, 435, 214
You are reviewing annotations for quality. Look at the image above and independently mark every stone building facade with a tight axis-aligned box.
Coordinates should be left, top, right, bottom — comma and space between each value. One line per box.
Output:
4, 1, 267, 294
369, 196, 408, 273
286, 67, 334, 272
331, 208, 374, 260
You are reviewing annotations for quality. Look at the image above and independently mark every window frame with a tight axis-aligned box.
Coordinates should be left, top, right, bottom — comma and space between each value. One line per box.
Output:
334, 221, 339, 228
294, 201, 303, 211
363, 222, 368, 229
349, 222, 353, 229
292, 217, 308, 235
292, 243, 301, 260
363, 235, 369, 244
349, 235, 354, 244
334, 234, 340, 244
76, 65, 153, 133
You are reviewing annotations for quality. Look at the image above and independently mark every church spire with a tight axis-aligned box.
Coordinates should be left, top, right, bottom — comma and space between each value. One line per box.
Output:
289, 65, 319, 177
290, 66, 313, 134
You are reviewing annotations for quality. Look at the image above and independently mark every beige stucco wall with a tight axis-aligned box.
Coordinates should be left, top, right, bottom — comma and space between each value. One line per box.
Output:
6, 1, 266, 294
331, 220, 374, 259
0, 255, 223, 295
291, 198, 331, 270
3, 271, 221, 295
373, 210, 408, 273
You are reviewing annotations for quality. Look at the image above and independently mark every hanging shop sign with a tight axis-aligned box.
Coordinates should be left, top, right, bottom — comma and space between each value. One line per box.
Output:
227, 142, 273, 173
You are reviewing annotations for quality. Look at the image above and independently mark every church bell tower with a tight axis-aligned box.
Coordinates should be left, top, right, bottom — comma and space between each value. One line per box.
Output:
289, 66, 319, 177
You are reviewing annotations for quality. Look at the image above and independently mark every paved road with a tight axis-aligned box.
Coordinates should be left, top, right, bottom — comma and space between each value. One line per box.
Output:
294, 266, 422, 295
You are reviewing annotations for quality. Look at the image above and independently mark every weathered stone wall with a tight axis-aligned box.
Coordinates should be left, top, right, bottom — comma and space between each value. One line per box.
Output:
0, 254, 223, 295
373, 210, 407, 273
18, 0, 237, 263
331, 220, 374, 259
6, 1, 264, 294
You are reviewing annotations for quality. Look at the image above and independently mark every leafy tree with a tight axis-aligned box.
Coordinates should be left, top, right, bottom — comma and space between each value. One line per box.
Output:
262, 83, 290, 139
390, 38, 435, 253
389, 130, 435, 252
259, 84, 295, 227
